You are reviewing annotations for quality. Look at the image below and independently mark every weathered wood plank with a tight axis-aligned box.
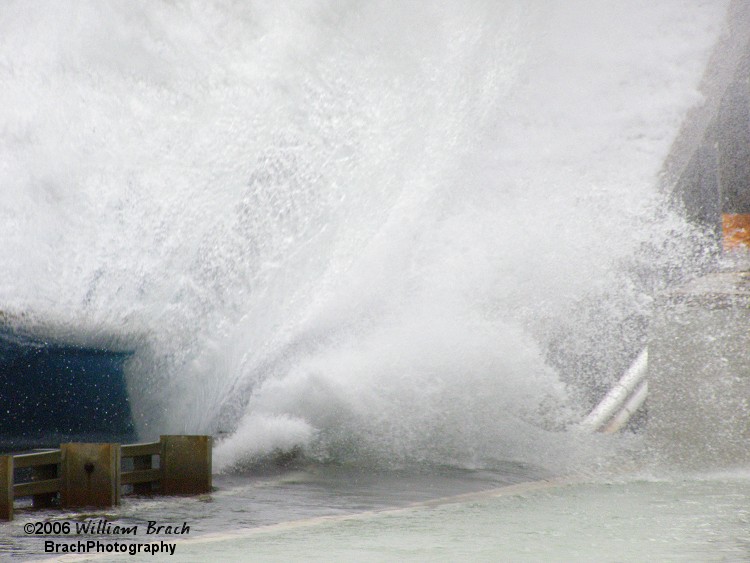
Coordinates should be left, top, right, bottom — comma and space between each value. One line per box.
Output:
1, 456, 12, 520
14, 478, 61, 498
121, 468, 160, 486
14, 450, 61, 469
121, 442, 160, 458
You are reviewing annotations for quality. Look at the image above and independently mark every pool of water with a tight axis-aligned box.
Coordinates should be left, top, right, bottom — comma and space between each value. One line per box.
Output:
188, 476, 750, 563
1, 462, 543, 560
4, 466, 750, 562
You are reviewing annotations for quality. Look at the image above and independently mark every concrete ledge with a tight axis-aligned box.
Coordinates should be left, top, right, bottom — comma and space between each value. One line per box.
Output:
647, 271, 750, 469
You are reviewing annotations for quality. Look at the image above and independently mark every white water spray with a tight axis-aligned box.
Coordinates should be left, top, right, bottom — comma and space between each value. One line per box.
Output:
0, 1, 728, 471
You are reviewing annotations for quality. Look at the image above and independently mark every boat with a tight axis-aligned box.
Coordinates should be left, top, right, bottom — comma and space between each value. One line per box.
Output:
0, 316, 135, 451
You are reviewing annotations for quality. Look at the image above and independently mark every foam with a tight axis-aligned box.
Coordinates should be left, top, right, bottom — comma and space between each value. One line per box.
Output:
0, 0, 729, 469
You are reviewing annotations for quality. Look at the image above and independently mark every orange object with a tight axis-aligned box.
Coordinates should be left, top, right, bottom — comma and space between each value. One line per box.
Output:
722, 213, 750, 250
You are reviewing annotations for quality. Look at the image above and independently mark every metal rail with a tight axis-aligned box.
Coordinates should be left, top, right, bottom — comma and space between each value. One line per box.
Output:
579, 348, 649, 433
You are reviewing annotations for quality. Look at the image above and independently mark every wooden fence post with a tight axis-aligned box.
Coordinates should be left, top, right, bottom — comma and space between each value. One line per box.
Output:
160, 435, 212, 495
0, 456, 12, 521
60, 444, 120, 508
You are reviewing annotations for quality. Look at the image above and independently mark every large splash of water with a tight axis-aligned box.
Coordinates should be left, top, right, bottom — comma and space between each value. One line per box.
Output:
0, 1, 728, 470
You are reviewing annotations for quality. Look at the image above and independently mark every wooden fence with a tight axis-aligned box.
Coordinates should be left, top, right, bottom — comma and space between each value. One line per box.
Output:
1, 435, 211, 521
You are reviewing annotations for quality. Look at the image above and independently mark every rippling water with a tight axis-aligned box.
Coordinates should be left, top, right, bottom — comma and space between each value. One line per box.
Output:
4, 468, 750, 562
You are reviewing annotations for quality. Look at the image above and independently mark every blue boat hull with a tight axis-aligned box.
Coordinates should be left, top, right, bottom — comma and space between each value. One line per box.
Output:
0, 328, 135, 450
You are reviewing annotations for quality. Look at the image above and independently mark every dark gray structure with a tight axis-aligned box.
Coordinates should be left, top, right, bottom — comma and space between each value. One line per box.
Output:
646, 2, 750, 469
663, 0, 750, 236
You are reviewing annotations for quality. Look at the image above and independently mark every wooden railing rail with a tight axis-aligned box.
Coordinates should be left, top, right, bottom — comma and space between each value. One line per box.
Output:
121, 440, 161, 494
1, 435, 211, 521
